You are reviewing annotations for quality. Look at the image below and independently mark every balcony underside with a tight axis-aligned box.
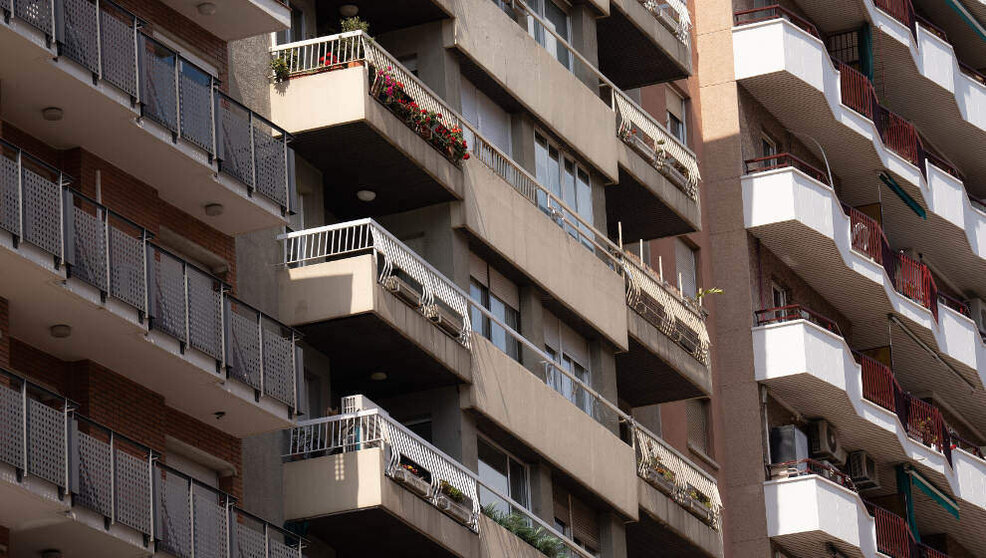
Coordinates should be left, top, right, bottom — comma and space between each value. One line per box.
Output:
304, 508, 457, 558
597, 0, 690, 89
0, 239, 293, 438
0, 25, 286, 235
629, 479, 722, 558
616, 311, 711, 406
606, 153, 701, 241
918, 0, 986, 69
157, 0, 290, 41
331, 0, 452, 35
771, 533, 863, 558
735, 21, 986, 296
764, 477, 868, 558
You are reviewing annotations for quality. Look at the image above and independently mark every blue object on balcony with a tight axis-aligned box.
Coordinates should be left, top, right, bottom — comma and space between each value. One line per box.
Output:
879, 172, 926, 220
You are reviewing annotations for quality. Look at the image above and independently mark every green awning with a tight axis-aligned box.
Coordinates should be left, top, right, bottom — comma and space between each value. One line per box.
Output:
945, 0, 986, 42
880, 173, 926, 220
906, 465, 960, 520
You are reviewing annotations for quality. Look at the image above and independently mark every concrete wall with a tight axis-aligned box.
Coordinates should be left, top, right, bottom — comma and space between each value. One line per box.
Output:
444, 0, 619, 182
464, 335, 638, 519
609, 0, 692, 74
453, 159, 629, 350
637, 479, 723, 557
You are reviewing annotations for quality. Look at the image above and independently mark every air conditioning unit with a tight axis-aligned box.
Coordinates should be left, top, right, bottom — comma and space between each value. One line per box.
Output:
847, 450, 880, 490
808, 419, 846, 464
770, 425, 809, 464
341, 394, 383, 415
967, 298, 986, 336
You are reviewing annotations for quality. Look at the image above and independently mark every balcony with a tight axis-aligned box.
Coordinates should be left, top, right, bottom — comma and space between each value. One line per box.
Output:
0, 140, 302, 437
741, 159, 986, 390
0, 368, 304, 558
732, 12, 986, 295
0, 3, 294, 235
277, 219, 472, 397
598, 0, 692, 87
269, 33, 463, 219
155, 0, 290, 41
283, 396, 597, 558
753, 315, 986, 553
630, 427, 722, 557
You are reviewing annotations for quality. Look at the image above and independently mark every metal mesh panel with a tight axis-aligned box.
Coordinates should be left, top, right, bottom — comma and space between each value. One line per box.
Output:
76, 431, 112, 517
179, 62, 214, 154
234, 522, 266, 558
0, 154, 18, 238
61, 0, 99, 74
252, 122, 285, 206
115, 449, 151, 534
187, 268, 222, 360
21, 167, 61, 257
152, 249, 187, 342
71, 205, 108, 291
218, 99, 253, 187
99, 3, 137, 96
228, 308, 260, 389
140, 36, 178, 132
14, 0, 52, 35
0, 384, 23, 469
193, 485, 228, 558
158, 469, 192, 558
262, 325, 293, 406
108, 225, 144, 310
27, 399, 64, 486
269, 538, 299, 558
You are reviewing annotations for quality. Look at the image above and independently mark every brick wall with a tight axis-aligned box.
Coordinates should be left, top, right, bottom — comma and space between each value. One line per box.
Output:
0, 124, 237, 287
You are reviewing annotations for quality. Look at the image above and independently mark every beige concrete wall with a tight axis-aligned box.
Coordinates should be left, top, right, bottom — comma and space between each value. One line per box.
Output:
610, 0, 692, 75
464, 335, 638, 519
617, 142, 703, 231
444, 0, 619, 182
478, 514, 551, 558
627, 308, 712, 395
454, 160, 629, 350
638, 479, 724, 557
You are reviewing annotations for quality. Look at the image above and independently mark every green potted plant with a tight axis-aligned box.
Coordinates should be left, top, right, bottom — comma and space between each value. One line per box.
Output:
684, 488, 714, 525
270, 55, 292, 82
392, 459, 431, 497
436, 480, 474, 526
642, 451, 676, 496
482, 505, 565, 558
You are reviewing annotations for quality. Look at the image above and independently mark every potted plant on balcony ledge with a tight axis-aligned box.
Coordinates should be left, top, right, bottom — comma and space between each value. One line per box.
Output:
435, 480, 474, 526
482, 505, 565, 558
683, 488, 715, 525
642, 454, 677, 497
392, 459, 432, 498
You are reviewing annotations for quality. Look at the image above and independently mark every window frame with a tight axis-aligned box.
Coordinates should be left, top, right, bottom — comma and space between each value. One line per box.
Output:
534, 131, 594, 245
477, 434, 532, 512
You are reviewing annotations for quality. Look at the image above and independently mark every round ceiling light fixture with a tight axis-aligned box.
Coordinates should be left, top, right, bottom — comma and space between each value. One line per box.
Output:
356, 189, 376, 202
197, 2, 217, 15
370, 371, 388, 381
339, 4, 359, 17
42, 107, 63, 121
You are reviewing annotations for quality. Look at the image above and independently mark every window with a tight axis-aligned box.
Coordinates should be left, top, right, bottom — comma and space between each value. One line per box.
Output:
687, 398, 711, 455
470, 255, 522, 362
666, 87, 687, 144
404, 417, 433, 443
275, 4, 304, 45
675, 238, 698, 299
761, 133, 778, 158
544, 312, 592, 416
553, 486, 600, 555
534, 133, 594, 249
771, 282, 788, 309
478, 437, 529, 514
528, 0, 571, 70
461, 77, 512, 156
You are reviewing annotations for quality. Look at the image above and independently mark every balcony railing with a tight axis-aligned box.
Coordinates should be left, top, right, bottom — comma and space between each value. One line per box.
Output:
4, 0, 295, 212
0, 368, 304, 557
270, 26, 700, 199
732, 5, 819, 37
637, 0, 691, 42
744, 152, 829, 184
754, 304, 842, 337
634, 426, 722, 528
0, 139, 303, 412
768, 458, 856, 491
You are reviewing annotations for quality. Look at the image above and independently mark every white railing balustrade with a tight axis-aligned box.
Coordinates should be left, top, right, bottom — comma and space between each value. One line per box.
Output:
0, 368, 304, 557
641, 0, 692, 41
278, 219, 472, 346
634, 426, 722, 529
0, 139, 303, 413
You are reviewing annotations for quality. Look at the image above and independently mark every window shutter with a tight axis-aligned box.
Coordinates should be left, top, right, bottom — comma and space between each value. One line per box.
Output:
553, 485, 571, 528
687, 399, 710, 454
571, 497, 600, 551
675, 239, 698, 298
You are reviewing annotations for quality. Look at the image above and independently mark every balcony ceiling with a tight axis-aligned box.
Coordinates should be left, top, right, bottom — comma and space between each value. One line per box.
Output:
606, 166, 698, 241
597, 5, 688, 89
317, 0, 450, 35
304, 508, 458, 558
292, 123, 458, 219
616, 334, 709, 407
914, 0, 986, 69
626, 510, 716, 558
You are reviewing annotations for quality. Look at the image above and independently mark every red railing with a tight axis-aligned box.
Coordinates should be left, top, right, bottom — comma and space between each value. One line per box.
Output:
877, 107, 922, 166
733, 5, 820, 37
914, 14, 949, 42
924, 151, 963, 180
873, 505, 916, 558
906, 396, 948, 451
938, 292, 971, 317
859, 352, 899, 412
919, 544, 950, 558
744, 153, 829, 184
837, 60, 877, 119
845, 205, 888, 264
959, 61, 986, 87
770, 458, 856, 490
754, 304, 842, 336
950, 432, 985, 458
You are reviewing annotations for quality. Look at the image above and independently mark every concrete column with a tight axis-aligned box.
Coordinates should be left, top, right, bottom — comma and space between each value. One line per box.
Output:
458, 400, 479, 471
519, 285, 546, 378
569, 5, 600, 91
599, 511, 628, 558
529, 462, 555, 524
590, 339, 620, 434
511, 114, 537, 176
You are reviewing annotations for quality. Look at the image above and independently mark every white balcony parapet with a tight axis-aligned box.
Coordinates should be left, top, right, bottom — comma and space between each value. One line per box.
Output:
269, 33, 709, 364
0, 368, 304, 557
639, 0, 692, 42
0, 139, 303, 414
277, 220, 721, 529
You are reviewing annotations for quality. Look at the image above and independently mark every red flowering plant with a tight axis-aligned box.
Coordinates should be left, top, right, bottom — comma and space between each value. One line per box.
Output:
319, 52, 340, 67
373, 66, 407, 105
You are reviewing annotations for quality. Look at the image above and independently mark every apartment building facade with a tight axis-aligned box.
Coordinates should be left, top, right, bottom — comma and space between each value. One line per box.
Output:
711, 0, 986, 556
0, 0, 724, 558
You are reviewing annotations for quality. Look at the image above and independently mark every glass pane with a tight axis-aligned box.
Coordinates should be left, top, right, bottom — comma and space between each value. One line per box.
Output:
545, 0, 570, 69
469, 281, 490, 338
509, 459, 528, 508
562, 160, 577, 238
489, 296, 509, 354
576, 169, 593, 249
535, 136, 550, 212
478, 439, 510, 514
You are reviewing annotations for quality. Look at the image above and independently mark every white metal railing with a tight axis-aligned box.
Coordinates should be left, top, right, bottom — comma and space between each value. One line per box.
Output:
278, 219, 472, 345
634, 427, 721, 529
284, 404, 595, 557
641, 0, 692, 42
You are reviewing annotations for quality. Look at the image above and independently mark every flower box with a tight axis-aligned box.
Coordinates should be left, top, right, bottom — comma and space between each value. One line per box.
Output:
435, 494, 474, 526
392, 468, 432, 498
644, 468, 677, 497
422, 304, 465, 339
382, 275, 422, 308
684, 495, 714, 525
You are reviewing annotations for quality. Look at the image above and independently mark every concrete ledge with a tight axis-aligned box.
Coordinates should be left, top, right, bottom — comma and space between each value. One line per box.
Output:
464, 335, 638, 519
635, 478, 722, 557
445, 0, 619, 181
602, 0, 691, 85
613, 141, 702, 237
455, 160, 629, 350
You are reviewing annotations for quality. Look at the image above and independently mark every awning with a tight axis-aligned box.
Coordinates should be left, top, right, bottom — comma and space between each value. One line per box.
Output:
880, 172, 926, 220
901, 464, 960, 522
